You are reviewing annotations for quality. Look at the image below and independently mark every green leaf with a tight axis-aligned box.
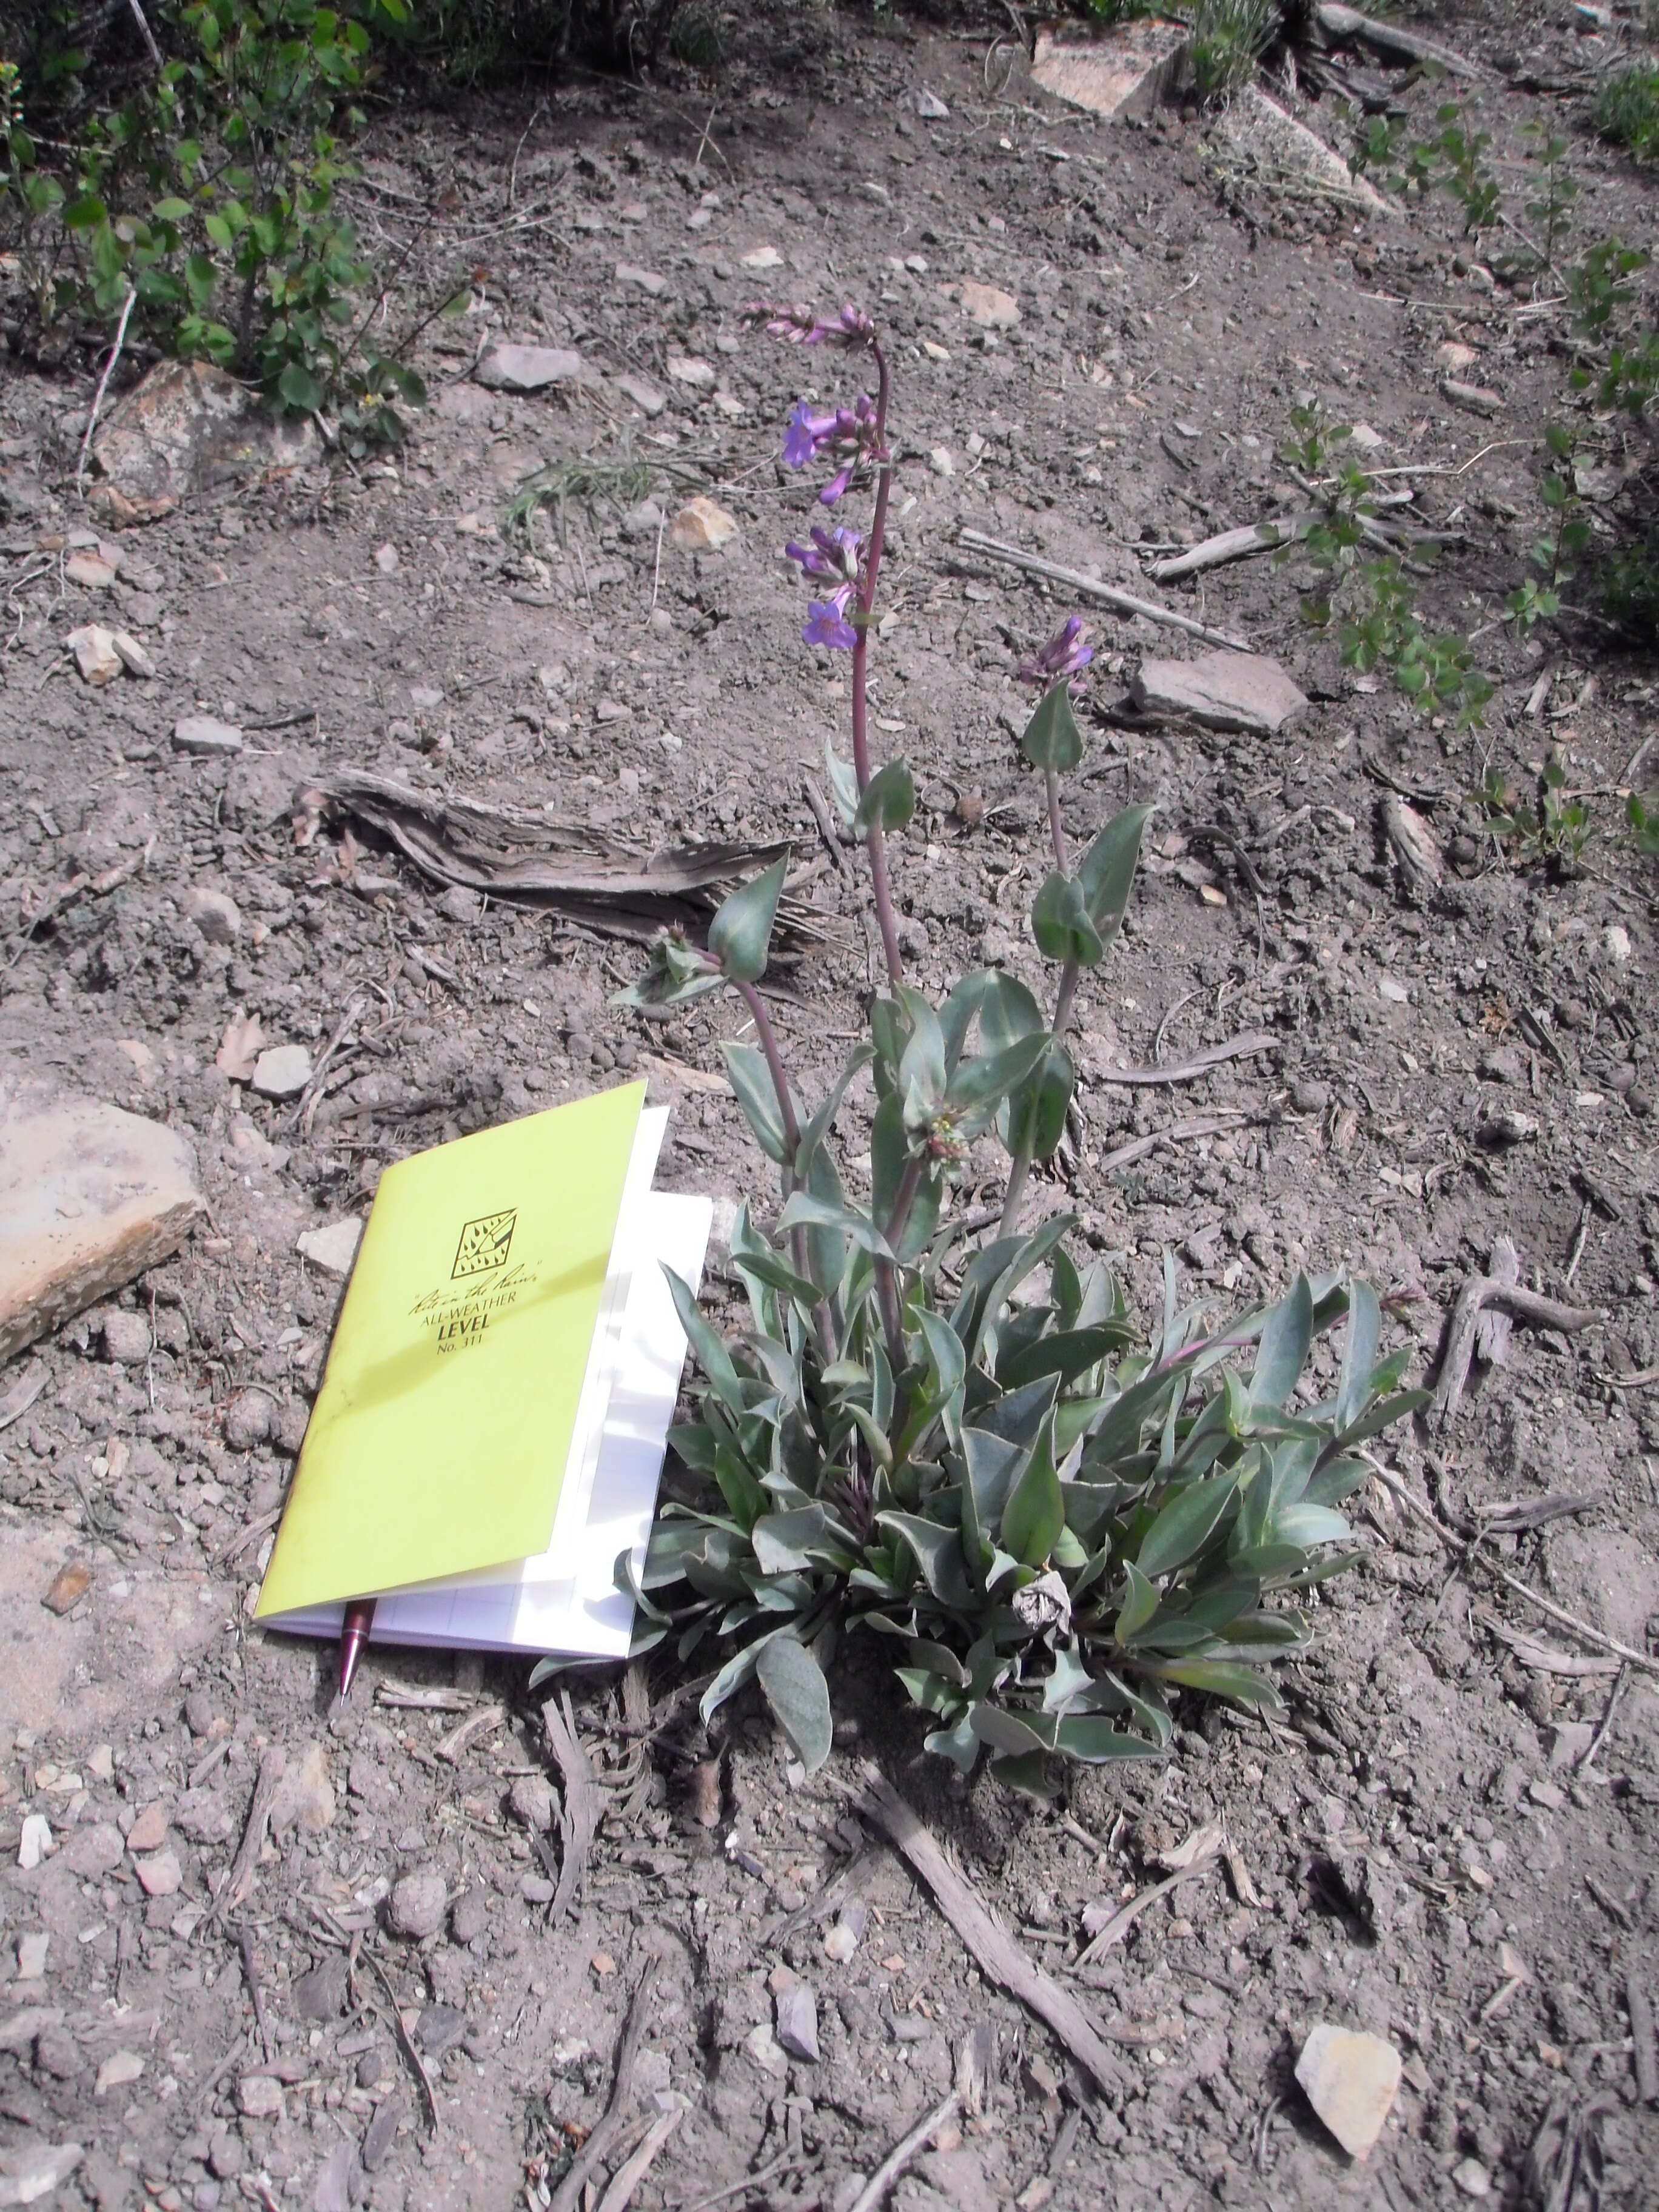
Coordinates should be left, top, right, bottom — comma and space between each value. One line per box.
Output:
277, 360, 325, 414
824, 741, 859, 831
1053, 1716, 1164, 1763
708, 856, 788, 984
752, 1504, 842, 1574
854, 760, 914, 835
722, 1040, 790, 1168
896, 988, 947, 1121
64, 194, 108, 230
1136, 1475, 1236, 1580
1271, 1503, 1352, 1548
1335, 1278, 1379, 1430
968, 1703, 1054, 1758
1020, 678, 1083, 773
713, 1440, 766, 1533
1145, 1657, 1283, 1714
755, 1635, 833, 1774
876, 1512, 976, 1607
1075, 803, 1151, 943
663, 1265, 743, 1415
1000, 1416, 1064, 1567
1251, 1273, 1313, 1409
1114, 1560, 1161, 1643
977, 973, 1045, 1054
943, 1032, 1049, 1122
778, 1190, 893, 1262
1031, 869, 1104, 967
1004, 1041, 1073, 1163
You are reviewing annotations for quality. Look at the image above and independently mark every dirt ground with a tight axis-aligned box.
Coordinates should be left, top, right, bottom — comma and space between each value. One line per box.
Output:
4, 2, 1659, 2206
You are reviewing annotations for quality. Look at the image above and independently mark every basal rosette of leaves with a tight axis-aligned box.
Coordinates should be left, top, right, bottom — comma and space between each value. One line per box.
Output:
576, 299, 1425, 1791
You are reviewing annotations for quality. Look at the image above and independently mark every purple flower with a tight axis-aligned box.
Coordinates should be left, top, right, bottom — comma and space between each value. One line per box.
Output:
803, 592, 858, 651
783, 401, 840, 468
1016, 614, 1094, 692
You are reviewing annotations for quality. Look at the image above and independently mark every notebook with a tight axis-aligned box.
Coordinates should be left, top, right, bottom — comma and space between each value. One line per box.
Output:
255, 1081, 711, 1658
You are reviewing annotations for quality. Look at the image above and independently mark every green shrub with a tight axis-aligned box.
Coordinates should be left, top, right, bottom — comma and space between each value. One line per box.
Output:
1187, 0, 1276, 103
1596, 65, 1659, 163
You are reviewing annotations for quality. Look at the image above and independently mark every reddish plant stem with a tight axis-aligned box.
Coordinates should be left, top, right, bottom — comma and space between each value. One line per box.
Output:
852, 341, 904, 993
884, 1152, 926, 1258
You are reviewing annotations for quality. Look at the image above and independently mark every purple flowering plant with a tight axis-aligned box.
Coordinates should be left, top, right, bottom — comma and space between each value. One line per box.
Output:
609, 308, 1419, 1788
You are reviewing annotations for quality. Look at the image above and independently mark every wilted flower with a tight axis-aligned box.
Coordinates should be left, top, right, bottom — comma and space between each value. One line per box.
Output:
1016, 614, 1094, 692
782, 394, 880, 506
786, 523, 863, 586
747, 298, 876, 350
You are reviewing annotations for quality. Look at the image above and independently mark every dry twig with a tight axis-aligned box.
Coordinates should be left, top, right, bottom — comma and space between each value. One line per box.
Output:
213, 1749, 286, 1921
595, 2106, 683, 2212
854, 1764, 1127, 2094
543, 1693, 600, 1925
77, 288, 137, 491
1094, 1031, 1276, 1088
360, 1947, 441, 2134
549, 1960, 661, 2212
1432, 1274, 1598, 1427
956, 528, 1251, 652
846, 2091, 961, 2212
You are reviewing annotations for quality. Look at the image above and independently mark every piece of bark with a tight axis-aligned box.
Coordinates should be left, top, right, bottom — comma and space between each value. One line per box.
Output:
542, 1694, 599, 1926
320, 771, 828, 949
854, 1764, 1128, 2096
1382, 795, 1443, 903
594, 2106, 683, 2212
215, 1749, 286, 1919
1474, 1238, 1519, 1367
1433, 1275, 1598, 1427
1093, 1031, 1276, 1088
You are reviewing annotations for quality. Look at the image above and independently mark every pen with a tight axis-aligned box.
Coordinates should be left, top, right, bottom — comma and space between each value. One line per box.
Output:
338, 1598, 375, 1700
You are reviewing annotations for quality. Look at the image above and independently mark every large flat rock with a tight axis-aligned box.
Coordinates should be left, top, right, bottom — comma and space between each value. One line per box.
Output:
89, 360, 314, 523
0, 1095, 204, 1361
1132, 650, 1309, 735
1033, 19, 1189, 119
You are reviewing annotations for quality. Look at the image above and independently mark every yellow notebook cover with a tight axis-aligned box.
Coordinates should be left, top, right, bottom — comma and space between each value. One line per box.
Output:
255, 1081, 646, 1617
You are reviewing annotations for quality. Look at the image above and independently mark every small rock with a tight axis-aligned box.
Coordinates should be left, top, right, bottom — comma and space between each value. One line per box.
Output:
18, 1814, 52, 1869
1452, 2160, 1491, 2200
0, 2144, 84, 2204
775, 1982, 819, 2061
622, 498, 664, 541
133, 1847, 181, 1897
959, 281, 1021, 328
250, 1045, 313, 1100
922, 341, 951, 363
360, 2097, 402, 2173
94, 2049, 143, 2097
521, 1874, 556, 1905
100, 1308, 152, 1363
126, 1803, 169, 1852
739, 245, 782, 270
1437, 340, 1480, 375
296, 1218, 363, 1276
509, 1774, 556, 1831
1477, 1107, 1538, 1149
236, 2074, 283, 2119
16, 1932, 49, 1981
474, 344, 586, 392
670, 497, 739, 551
1295, 2023, 1401, 2160
42, 1560, 93, 1615
187, 888, 242, 943
1348, 423, 1384, 453
207, 2131, 243, 2180
1441, 378, 1503, 417
64, 1823, 125, 1879
389, 1869, 448, 1940
1378, 976, 1410, 1005
1604, 924, 1632, 966
415, 2003, 467, 2056
823, 1922, 857, 1963
172, 715, 244, 756
1131, 650, 1308, 735
1547, 1720, 1594, 1770
293, 1955, 349, 2021
616, 374, 666, 418
451, 1890, 489, 1945
0, 1096, 203, 1363
65, 551, 118, 589
913, 87, 950, 118
666, 356, 716, 388
928, 447, 955, 478
221, 1389, 276, 1452
110, 630, 155, 679
184, 1691, 217, 1736
744, 2023, 791, 2078
68, 625, 122, 685
614, 263, 668, 295
374, 543, 399, 575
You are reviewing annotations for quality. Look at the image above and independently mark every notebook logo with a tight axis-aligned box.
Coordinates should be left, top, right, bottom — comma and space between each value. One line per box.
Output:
452, 1209, 518, 1280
